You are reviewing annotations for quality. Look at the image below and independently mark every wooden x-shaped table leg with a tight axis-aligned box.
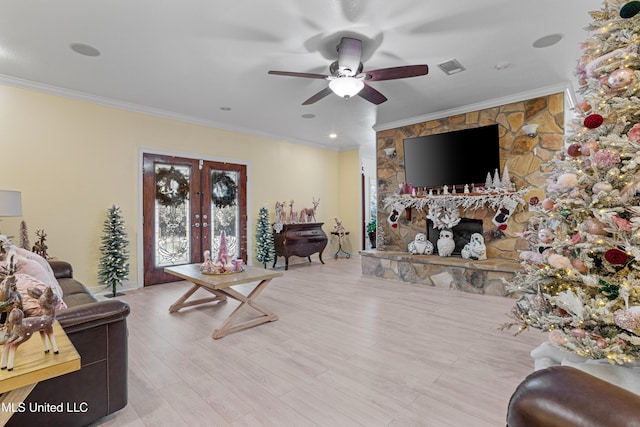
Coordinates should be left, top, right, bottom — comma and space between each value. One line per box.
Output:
212, 278, 278, 339
169, 284, 228, 313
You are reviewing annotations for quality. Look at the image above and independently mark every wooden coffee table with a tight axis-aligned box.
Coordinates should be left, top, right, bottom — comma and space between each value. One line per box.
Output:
164, 264, 283, 339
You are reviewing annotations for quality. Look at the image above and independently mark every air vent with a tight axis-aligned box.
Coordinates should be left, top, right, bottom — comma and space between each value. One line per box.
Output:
437, 59, 466, 75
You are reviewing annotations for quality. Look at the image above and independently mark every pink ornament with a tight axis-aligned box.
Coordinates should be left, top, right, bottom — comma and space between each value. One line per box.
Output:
548, 254, 571, 269
607, 68, 635, 88
571, 258, 589, 273
548, 330, 568, 345
628, 123, 640, 142
567, 143, 582, 157
541, 198, 555, 210
576, 99, 592, 112
556, 173, 578, 188
613, 215, 632, 232
571, 328, 586, 338
596, 338, 607, 349
584, 218, 608, 235
614, 306, 640, 332
593, 148, 621, 168
580, 140, 599, 155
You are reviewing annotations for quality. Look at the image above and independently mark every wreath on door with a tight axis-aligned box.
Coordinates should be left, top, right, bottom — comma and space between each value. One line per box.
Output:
155, 166, 189, 207
211, 172, 237, 208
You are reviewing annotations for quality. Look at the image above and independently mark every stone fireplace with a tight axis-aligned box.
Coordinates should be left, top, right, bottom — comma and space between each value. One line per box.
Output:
360, 92, 566, 296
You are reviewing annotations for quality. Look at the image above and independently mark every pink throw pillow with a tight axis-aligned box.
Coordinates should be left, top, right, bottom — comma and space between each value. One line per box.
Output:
14, 273, 67, 317
4, 248, 64, 302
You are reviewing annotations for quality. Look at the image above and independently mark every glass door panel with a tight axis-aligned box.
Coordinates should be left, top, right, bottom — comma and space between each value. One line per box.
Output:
154, 164, 191, 267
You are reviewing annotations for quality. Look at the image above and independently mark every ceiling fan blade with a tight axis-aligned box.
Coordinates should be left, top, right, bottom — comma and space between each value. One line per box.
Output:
361, 65, 429, 81
358, 84, 387, 105
337, 37, 362, 76
268, 70, 328, 79
302, 87, 334, 105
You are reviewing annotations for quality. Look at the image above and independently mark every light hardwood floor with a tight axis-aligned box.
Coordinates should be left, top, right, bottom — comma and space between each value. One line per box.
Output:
93, 256, 544, 427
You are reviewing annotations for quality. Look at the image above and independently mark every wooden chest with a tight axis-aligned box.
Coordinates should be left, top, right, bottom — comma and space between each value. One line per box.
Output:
273, 222, 328, 270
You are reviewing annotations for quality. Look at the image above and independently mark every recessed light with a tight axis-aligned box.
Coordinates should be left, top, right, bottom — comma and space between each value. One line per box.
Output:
329, 133, 337, 139
533, 33, 564, 48
495, 62, 510, 70
69, 43, 100, 57
220, 107, 231, 111
301, 113, 316, 119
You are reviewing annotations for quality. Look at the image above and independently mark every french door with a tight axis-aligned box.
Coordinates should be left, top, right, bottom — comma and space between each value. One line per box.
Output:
142, 153, 247, 285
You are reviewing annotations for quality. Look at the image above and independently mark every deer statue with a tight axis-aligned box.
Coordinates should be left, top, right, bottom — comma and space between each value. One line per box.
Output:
279, 201, 288, 223
0, 256, 22, 342
288, 200, 297, 223
275, 201, 282, 223
0, 286, 60, 371
299, 198, 320, 223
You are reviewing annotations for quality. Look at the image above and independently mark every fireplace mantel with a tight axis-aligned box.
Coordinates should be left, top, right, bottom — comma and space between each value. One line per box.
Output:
384, 188, 529, 212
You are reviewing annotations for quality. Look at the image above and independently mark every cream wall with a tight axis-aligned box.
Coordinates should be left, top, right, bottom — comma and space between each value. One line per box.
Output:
0, 84, 361, 286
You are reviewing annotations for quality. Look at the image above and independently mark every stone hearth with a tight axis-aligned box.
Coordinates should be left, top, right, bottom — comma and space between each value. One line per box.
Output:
360, 250, 522, 296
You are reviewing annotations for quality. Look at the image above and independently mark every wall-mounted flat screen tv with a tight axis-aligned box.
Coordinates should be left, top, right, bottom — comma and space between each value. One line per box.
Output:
402, 124, 500, 188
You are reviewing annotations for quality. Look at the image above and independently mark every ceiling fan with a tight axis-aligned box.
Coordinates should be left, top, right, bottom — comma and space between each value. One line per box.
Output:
268, 37, 428, 105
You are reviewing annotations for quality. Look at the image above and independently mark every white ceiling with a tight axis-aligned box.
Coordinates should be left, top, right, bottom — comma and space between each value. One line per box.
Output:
0, 0, 602, 157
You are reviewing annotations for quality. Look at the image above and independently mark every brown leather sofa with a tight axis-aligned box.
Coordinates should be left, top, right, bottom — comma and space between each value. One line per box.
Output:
507, 366, 640, 427
7, 260, 130, 427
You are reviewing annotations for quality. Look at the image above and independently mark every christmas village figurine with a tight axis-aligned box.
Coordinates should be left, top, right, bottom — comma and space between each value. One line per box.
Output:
408, 233, 434, 255
32, 229, 49, 259
518, 227, 555, 264
201, 250, 216, 274
461, 233, 487, 260
200, 230, 243, 274
1, 286, 60, 371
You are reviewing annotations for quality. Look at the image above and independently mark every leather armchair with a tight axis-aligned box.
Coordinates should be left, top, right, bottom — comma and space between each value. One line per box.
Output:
7, 260, 130, 427
507, 366, 640, 427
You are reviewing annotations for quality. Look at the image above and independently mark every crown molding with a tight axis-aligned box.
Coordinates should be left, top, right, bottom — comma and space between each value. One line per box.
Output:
373, 82, 574, 132
0, 74, 343, 152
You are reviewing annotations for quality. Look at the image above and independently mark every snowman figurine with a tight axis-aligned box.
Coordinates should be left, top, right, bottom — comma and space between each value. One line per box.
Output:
408, 233, 434, 255
437, 229, 455, 257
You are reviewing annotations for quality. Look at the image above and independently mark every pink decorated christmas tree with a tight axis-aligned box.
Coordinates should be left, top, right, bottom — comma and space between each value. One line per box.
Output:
215, 230, 231, 266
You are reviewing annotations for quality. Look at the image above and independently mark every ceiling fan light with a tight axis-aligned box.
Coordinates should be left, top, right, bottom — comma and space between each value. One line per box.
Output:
329, 77, 364, 99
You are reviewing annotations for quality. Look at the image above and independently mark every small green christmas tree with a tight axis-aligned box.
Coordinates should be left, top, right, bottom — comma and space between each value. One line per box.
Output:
255, 206, 275, 268
98, 205, 129, 297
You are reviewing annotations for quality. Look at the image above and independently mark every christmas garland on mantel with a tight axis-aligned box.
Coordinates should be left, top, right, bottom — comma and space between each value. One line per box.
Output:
384, 188, 529, 211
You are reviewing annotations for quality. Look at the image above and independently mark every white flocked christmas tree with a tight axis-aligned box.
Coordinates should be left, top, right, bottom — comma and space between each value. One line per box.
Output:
98, 205, 130, 297
255, 205, 275, 268
504, 0, 640, 367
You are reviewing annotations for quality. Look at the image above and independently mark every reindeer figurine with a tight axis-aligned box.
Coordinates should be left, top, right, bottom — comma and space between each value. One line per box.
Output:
0, 286, 60, 371
279, 201, 288, 223
288, 200, 297, 223
0, 275, 22, 336
299, 198, 320, 223
0, 256, 22, 342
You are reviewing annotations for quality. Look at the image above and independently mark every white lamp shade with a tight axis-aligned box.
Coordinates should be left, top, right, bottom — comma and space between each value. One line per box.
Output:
0, 190, 22, 216
329, 77, 364, 98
